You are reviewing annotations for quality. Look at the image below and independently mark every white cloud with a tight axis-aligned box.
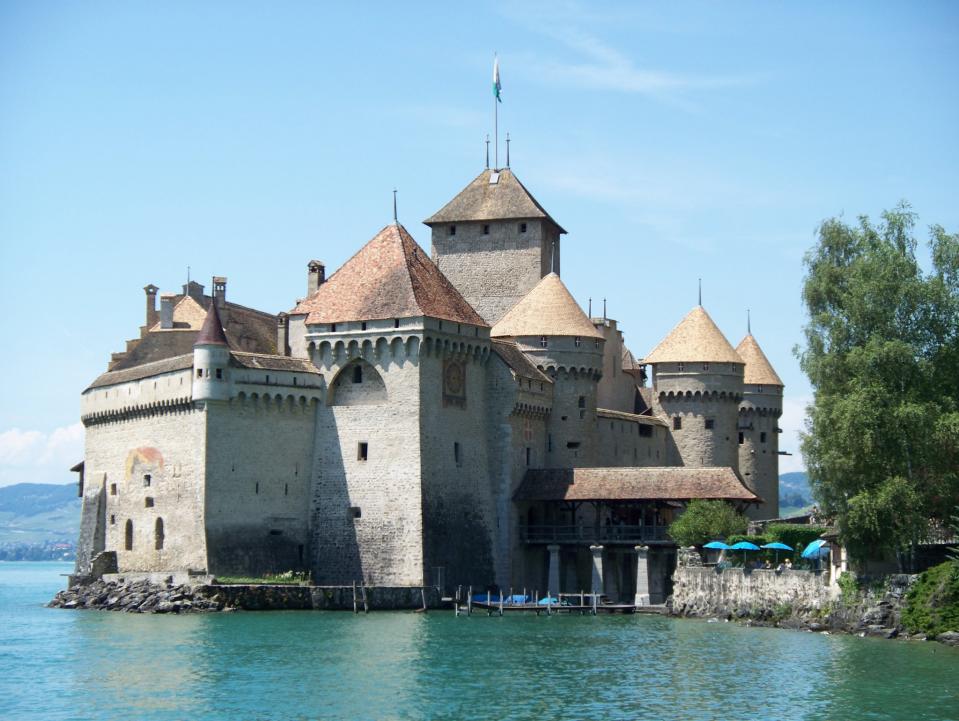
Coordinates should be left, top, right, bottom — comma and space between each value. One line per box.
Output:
778, 394, 810, 474
0, 423, 84, 487
502, 3, 761, 102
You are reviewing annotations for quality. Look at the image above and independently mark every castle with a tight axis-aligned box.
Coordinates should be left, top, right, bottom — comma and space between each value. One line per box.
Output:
71, 165, 784, 603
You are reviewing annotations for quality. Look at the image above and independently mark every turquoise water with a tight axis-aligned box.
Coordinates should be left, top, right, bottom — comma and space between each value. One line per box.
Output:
1, 563, 957, 721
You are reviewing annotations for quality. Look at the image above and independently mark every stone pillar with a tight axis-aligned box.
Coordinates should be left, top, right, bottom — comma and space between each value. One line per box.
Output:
635, 545, 650, 606
547, 544, 561, 595
590, 545, 604, 595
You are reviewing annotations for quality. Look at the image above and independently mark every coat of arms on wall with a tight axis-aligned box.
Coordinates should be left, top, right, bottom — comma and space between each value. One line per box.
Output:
443, 358, 466, 408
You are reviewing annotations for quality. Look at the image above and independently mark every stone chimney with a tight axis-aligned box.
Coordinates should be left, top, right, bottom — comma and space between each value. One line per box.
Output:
276, 312, 289, 356
213, 276, 227, 307
159, 293, 175, 329
143, 284, 159, 334
182, 280, 205, 303
307, 260, 325, 296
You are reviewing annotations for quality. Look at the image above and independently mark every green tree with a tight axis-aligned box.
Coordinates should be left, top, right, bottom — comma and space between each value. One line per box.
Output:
668, 499, 748, 547
798, 203, 959, 565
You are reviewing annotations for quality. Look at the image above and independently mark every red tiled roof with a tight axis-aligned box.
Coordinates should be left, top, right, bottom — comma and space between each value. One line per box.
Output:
293, 224, 487, 327
514, 467, 760, 502
195, 302, 229, 346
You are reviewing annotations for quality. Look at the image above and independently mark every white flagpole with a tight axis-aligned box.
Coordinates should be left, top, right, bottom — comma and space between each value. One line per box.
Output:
494, 54, 499, 170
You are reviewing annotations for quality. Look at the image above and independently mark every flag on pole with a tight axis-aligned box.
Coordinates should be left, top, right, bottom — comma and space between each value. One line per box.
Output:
493, 56, 502, 102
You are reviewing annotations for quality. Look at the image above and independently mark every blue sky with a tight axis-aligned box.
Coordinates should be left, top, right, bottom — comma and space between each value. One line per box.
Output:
1, 1, 957, 486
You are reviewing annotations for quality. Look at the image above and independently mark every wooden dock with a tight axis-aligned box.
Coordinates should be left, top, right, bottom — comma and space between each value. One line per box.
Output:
450, 587, 667, 617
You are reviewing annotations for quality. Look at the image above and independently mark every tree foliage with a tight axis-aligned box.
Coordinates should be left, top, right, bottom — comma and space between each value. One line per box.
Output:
668, 499, 747, 547
798, 203, 959, 562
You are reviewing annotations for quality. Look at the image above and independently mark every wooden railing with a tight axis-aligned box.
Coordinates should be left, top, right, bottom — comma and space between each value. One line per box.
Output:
520, 524, 670, 544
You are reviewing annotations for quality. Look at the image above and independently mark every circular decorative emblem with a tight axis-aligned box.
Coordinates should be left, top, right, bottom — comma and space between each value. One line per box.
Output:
444, 361, 464, 395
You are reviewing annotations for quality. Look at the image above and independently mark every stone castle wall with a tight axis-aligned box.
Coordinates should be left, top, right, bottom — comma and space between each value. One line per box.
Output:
431, 219, 557, 324
596, 414, 668, 467
309, 333, 425, 586
739, 387, 782, 519
203, 393, 318, 575
81, 404, 208, 574
652, 362, 743, 470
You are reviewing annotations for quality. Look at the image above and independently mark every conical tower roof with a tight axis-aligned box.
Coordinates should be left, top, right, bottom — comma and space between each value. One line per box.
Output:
644, 306, 742, 364
735, 334, 784, 386
491, 273, 603, 339
424, 168, 566, 233
195, 301, 229, 347
292, 224, 487, 327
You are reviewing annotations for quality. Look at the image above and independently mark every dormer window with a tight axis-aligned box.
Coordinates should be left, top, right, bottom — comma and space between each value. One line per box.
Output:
449, 225, 457, 236
540, 336, 548, 348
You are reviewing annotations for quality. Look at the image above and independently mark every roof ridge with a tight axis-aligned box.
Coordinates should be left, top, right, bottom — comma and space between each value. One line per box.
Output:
644, 305, 742, 364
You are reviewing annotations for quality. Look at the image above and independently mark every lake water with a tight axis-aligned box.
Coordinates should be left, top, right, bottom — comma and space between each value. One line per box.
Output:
1, 563, 957, 721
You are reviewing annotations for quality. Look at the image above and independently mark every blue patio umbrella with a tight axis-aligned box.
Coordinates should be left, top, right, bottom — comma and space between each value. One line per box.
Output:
761, 541, 793, 564
802, 539, 830, 559
728, 541, 761, 567
703, 541, 730, 550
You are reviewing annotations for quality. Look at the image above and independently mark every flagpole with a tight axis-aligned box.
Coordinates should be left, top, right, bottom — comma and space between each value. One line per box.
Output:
495, 91, 498, 170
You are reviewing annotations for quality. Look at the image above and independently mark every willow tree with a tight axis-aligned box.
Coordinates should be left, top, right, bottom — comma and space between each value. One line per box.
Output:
798, 204, 959, 565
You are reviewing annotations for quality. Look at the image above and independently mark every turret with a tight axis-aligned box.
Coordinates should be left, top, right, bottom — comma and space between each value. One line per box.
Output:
735, 332, 784, 519
492, 273, 604, 466
645, 306, 744, 470
192, 301, 232, 402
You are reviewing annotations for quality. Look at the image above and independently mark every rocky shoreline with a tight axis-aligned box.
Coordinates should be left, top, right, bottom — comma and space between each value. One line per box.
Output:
49, 578, 229, 613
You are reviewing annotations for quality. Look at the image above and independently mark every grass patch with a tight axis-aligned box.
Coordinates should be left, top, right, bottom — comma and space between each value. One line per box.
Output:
216, 571, 311, 586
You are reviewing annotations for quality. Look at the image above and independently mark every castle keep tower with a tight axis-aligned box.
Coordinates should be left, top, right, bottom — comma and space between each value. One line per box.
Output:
645, 306, 744, 470
736, 333, 783, 519
290, 223, 496, 589
425, 169, 565, 325
491, 273, 604, 467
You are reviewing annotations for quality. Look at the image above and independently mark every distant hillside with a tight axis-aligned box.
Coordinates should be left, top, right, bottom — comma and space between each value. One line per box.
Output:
779, 472, 812, 514
0, 482, 80, 545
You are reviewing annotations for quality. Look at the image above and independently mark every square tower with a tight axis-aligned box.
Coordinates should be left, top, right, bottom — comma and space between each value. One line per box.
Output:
425, 169, 566, 325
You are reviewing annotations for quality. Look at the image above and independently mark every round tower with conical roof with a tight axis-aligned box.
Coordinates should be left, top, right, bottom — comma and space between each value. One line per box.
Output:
193, 301, 232, 402
645, 306, 744, 470
492, 273, 605, 467
735, 332, 784, 519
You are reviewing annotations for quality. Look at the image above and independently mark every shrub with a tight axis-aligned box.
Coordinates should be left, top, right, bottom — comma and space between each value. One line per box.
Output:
837, 571, 859, 604
766, 523, 830, 552
901, 561, 959, 637
668, 500, 748, 547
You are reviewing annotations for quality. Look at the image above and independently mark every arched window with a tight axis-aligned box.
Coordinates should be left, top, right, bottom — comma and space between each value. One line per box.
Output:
124, 519, 133, 550
155, 518, 165, 550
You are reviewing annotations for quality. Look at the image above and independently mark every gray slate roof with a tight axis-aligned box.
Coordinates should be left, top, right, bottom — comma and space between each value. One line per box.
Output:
424, 169, 566, 233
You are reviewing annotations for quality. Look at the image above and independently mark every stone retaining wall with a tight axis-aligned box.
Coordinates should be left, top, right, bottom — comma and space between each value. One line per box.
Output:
672, 566, 834, 617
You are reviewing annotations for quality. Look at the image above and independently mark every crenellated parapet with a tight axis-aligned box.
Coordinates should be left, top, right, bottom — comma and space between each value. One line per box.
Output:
82, 396, 196, 427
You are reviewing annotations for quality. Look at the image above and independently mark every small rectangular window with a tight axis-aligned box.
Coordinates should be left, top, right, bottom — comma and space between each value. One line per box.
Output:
358, 442, 368, 461
265, 375, 270, 384
196, 368, 203, 378
677, 363, 685, 372
566, 441, 580, 449
144, 497, 154, 508
352, 365, 363, 384
519, 222, 527, 233
361, 322, 367, 331
703, 363, 710, 371
639, 425, 652, 438
215, 368, 222, 379
540, 336, 548, 348
255, 482, 259, 494
394, 318, 400, 328
578, 396, 586, 409
350, 506, 362, 519
760, 431, 767, 443
757, 385, 764, 393
704, 418, 715, 430
449, 225, 456, 236
285, 483, 289, 496
110, 483, 117, 496
143, 474, 151, 488
673, 417, 682, 430
574, 337, 581, 347
110, 514, 116, 525
482, 224, 490, 235
454, 442, 462, 467
525, 447, 531, 466
547, 434, 553, 452
738, 432, 744, 445
331, 323, 337, 332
